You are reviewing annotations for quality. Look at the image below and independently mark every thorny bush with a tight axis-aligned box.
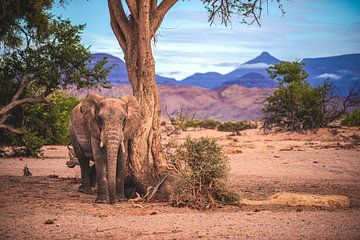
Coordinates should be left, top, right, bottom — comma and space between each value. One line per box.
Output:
165, 136, 239, 209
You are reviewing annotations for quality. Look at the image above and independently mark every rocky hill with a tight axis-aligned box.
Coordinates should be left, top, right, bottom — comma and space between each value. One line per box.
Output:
68, 84, 274, 121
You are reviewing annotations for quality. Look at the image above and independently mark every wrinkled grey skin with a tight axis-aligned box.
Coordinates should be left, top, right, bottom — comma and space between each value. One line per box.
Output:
69, 93, 140, 204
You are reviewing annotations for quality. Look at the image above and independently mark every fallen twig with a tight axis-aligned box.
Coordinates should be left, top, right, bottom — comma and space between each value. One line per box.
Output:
147, 175, 168, 201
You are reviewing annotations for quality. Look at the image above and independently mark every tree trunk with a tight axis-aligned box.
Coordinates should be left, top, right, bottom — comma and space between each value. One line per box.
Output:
124, 37, 173, 198
107, 0, 180, 199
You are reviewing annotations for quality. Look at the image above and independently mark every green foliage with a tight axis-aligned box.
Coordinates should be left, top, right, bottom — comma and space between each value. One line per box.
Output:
0, 92, 80, 157
341, 108, 360, 127
0, 19, 111, 94
0, 0, 53, 48
24, 92, 80, 145
200, 118, 220, 129
19, 129, 47, 157
167, 137, 238, 209
217, 121, 257, 133
0, 2, 111, 157
180, 119, 202, 130
267, 60, 308, 84
263, 61, 331, 131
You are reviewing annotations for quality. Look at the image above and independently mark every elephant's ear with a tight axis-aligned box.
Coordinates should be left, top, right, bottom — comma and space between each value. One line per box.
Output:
120, 96, 140, 138
80, 93, 104, 139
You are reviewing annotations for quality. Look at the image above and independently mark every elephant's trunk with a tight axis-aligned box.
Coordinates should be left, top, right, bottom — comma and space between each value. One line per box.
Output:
106, 137, 120, 205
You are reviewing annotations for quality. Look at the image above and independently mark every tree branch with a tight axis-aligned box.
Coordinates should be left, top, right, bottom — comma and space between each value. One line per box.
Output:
150, 0, 177, 37
126, 0, 139, 21
0, 96, 48, 117
11, 77, 28, 102
110, 19, 128, 53
108, 0, 131, 42
150, 0, 157, 15
0, 124, 22, 134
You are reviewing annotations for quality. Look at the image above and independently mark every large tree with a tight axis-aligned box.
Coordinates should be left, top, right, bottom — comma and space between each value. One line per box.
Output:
107, 0, 284, 198
0, 0, 110, 151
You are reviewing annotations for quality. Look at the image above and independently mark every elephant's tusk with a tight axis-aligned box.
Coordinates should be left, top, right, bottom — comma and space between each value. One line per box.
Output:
120, 142, 125, 153
100, 140, 104, 148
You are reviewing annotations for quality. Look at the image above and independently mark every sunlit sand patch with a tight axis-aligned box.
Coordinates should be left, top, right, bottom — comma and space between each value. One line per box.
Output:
240, 192, 350, 208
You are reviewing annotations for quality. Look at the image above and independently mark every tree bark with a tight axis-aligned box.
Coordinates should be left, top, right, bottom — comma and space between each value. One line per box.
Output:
107, 0, 179, 199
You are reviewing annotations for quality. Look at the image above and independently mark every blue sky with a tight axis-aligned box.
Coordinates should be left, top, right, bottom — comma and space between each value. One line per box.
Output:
53, 0, 360, 80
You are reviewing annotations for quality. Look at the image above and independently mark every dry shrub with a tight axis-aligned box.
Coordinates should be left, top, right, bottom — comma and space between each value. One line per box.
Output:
166, 137, 239, 209
217, 121, 257, 133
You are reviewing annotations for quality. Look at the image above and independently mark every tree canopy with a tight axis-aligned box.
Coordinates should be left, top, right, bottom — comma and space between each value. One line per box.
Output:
0, 0, 111, 155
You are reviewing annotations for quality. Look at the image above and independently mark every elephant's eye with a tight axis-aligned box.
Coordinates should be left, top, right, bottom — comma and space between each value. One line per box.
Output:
97, 116, 103, 125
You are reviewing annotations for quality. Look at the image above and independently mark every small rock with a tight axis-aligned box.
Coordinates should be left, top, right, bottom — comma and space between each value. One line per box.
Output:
313, 161, 318, 164
149, 211, 157, 215
253, 209, 261, 212
44, 219, 54, 224
274, 156, 280, 158
48, 174, 59, 178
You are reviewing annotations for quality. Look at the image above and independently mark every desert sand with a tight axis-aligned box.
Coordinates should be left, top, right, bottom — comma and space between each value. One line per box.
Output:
0, 126, 359, 239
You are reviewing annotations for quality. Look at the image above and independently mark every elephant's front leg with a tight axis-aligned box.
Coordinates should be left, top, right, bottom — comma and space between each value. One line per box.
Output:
91, 138, 109, 203
116, 140, 127, 201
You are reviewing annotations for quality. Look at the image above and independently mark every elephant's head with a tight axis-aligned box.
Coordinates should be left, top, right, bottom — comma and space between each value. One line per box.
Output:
80, 94, 140, 204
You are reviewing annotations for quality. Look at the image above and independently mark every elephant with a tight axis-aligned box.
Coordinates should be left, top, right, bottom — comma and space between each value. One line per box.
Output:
66, 145, 97, 190
69, 93, 140, 204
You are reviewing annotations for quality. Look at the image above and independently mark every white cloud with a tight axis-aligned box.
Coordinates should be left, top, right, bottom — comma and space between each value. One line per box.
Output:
237, 63, 271, 69
316, 73, 341, 80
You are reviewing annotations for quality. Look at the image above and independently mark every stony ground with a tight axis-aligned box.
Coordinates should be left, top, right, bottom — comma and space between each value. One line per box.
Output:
0, 127, 359, 239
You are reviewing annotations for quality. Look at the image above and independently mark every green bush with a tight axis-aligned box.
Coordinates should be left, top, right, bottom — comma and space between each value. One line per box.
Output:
0, 91, 80, 157
23, 92, 80, 146
167, 137, 238, 209
217, 121, 257, 133
263, 61, 331, 131
200, 118, 220, 129
183, 119, 202, 130
341, 108, 360, 127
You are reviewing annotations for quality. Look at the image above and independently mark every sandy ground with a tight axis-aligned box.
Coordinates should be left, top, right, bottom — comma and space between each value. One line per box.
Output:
0, 127, 360, 239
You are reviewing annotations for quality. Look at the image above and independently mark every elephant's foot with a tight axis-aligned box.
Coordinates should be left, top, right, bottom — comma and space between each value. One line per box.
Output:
78, 185, 92, 194
116, 194, 127, 202
95, 195, 109, 204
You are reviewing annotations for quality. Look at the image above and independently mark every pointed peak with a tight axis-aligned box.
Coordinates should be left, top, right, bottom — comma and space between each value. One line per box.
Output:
260, 51, 271, 56
244, 51, 280, 65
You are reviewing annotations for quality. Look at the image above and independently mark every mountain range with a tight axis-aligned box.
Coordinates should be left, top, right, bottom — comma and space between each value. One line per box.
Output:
92, 51, 360, 95
68, 84, 274, 121
80, 52, 360, 121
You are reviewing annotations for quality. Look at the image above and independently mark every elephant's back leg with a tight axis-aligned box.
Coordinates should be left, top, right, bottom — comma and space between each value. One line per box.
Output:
69, 123, 93, 194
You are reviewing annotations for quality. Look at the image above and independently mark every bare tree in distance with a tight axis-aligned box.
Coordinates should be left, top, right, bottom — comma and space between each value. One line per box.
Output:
107, 0, 285, 198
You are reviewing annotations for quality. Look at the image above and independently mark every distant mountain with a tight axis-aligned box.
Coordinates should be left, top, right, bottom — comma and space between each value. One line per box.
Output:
91, 52, 360, 96
178, 72, 225, 88
91, 53, 177, 85
222, 72, 278, 88
224, 52, 280, 81
155, 75, 178, 85
68, 83, 274, 121
302, 54, 360, 95
91, 53, 128, 84
244, 51, 280, 65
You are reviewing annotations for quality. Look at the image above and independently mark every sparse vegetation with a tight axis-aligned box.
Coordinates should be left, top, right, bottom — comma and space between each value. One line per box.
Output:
217, 121, 257, 134
341, 108, 360, 127
263, 61, 360, 131
166, 137, 239, 209
200, 118, 220, 129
